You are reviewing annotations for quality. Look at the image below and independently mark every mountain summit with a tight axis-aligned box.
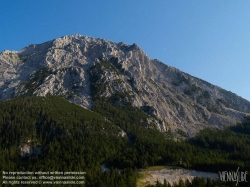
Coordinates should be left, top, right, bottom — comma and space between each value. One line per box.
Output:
1, 34, 249, 136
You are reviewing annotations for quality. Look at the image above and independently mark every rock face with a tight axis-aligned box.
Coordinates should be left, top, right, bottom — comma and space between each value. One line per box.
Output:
1, 34, 250, 136
20, 144, 41, 158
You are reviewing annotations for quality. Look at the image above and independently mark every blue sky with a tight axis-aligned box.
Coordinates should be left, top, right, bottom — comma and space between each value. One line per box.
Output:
1, 1, 250, 101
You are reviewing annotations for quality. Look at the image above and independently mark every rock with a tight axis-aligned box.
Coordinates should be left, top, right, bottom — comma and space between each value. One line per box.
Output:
1, 34, 250, 136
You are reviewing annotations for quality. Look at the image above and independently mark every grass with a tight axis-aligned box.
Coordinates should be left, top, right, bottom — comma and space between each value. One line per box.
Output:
136, 165, 185, 186
136, 166, 184, 187
136, 172, 152, 187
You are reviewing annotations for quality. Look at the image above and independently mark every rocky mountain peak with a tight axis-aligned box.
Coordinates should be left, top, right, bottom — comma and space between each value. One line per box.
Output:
1, 34, 250, 137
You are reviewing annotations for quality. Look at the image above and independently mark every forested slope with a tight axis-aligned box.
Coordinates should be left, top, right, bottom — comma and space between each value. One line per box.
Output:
0, 96, 250, 186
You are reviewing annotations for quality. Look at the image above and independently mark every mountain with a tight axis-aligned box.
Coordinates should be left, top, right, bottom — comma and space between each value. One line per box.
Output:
1, 34, 250, 136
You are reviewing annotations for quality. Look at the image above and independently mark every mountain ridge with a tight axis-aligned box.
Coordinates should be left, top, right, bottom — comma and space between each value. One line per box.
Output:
1, 34, 250, 136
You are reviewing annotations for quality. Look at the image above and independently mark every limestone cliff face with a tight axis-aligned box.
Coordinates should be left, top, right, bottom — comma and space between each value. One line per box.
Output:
1, 34, 250, 136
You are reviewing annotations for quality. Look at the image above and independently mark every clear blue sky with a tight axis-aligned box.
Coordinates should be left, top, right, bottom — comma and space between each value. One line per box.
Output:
1, 1, 250, 101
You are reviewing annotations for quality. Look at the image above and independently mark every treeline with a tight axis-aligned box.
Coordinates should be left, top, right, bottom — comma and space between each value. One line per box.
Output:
230, 116, 250, 135
92, 100, 250, 172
